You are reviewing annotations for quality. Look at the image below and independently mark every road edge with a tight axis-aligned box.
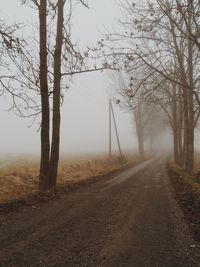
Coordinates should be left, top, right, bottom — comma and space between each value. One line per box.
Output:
167, 161, 200, 242
0, 159, 145, 215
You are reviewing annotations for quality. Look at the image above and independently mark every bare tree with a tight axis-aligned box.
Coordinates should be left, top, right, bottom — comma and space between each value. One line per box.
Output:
20, 0, 115, 191
0, 17, 34, 118
101, 0, 200, 173
38, 0, 50, 190
48, 0, 64, 189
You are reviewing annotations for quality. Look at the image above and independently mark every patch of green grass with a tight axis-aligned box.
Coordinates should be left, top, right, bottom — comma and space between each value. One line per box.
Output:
169, 161, 200, 192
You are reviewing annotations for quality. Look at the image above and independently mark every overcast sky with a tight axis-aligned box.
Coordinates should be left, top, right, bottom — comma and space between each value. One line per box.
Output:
0, 0, 137, 157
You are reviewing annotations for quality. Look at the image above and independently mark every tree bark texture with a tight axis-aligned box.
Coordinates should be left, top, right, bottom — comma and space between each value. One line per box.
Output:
49, 0, 64, 189
38, 0, 50, 191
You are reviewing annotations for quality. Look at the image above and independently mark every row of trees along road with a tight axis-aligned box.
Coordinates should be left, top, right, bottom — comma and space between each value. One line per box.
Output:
109, 71, 167, 160
1, 0, 200, 191
0, 0, 113, 192
100, 0, 200, 174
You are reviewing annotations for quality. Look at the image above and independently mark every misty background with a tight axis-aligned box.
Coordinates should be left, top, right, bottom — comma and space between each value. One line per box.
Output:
0, 0, 140, 156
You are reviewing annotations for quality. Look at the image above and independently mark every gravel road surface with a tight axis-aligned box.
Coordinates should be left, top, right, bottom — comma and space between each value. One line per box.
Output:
0, 157, 200, 267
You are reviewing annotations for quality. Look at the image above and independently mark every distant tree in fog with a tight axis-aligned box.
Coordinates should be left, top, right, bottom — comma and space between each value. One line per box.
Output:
101, 0, 200, 173
110, 71, 166, 159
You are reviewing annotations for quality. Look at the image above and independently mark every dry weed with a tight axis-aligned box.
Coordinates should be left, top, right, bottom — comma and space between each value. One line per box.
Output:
0, 154, 135, 203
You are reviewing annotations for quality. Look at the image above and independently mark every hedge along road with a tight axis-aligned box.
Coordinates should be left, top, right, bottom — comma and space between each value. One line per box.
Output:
0, 157, 200, 267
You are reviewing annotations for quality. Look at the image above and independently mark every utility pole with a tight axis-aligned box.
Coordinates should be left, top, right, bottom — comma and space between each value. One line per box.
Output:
109, 99, 124, 161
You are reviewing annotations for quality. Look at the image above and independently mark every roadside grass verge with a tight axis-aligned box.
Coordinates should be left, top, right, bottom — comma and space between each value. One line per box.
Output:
168, 161, 200, 242
169, 161, 200, 192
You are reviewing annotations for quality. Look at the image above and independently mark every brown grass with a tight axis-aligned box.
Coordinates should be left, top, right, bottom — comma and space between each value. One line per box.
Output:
169, 161, 200, 192
0, 154, 136, 203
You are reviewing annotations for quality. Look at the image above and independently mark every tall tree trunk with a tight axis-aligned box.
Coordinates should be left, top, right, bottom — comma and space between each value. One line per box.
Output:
49, 0, 64, 189
178, 92, 184, 166
185, 4, 194, 173
182, 89, 189, 169
138, 133, 145, 159
177, 122, 183, 166
38, 0, 50, 191
171, 86, 180, 164
173, 127, 179, 164
168, 15, 194, 172
135, 103, 145, 160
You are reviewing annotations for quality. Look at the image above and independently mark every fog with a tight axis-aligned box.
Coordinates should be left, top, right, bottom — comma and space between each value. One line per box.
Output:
0, 0, 138, 156
0, 1, 181, 159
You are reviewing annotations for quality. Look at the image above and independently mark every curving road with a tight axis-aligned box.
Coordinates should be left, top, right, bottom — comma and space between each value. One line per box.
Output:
0, 157, 200, 267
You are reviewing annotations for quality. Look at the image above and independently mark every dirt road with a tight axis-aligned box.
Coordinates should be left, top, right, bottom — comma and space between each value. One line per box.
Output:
0, 157, 200, 267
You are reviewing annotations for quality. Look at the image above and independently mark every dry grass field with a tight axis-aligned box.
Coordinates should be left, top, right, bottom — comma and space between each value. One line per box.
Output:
0, 154, 136, 203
